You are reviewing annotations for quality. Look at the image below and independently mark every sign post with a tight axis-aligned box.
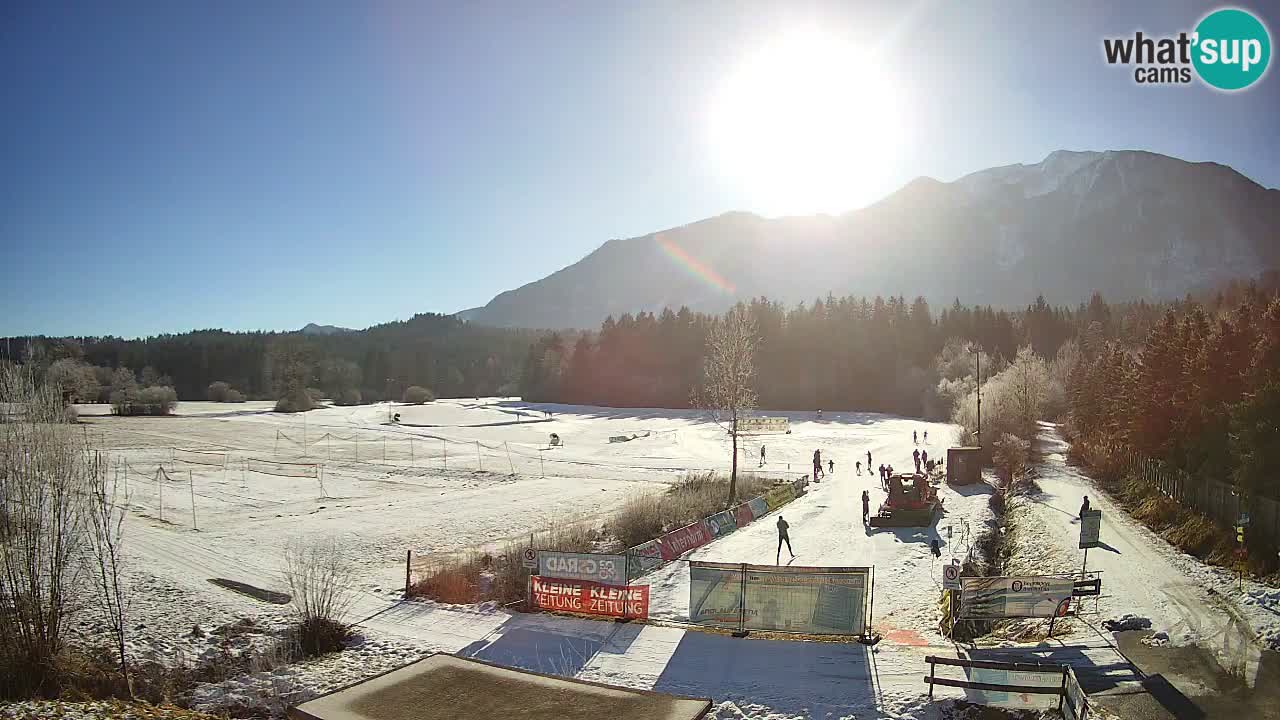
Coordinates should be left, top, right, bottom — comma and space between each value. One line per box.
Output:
1079, 509, 1102, 576
521, 547, 538, 570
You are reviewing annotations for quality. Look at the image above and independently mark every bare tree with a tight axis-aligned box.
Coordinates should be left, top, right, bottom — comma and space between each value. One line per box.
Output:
87, 462, 129, 691
0, 364, 100, 696
694, 304, 758, 503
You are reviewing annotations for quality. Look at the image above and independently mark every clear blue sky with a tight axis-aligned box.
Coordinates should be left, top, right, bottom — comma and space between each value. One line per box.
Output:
3, 1, 1277, 337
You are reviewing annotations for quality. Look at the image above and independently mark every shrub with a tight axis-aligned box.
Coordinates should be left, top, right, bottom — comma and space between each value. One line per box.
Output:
112, 385, 176, 416
402, 385, 434, 404
275, 390, 315, 413
207, 381, 245, 403
306, 387, 324, 403
333, 388, 362, 406
282, 538, 353, 658
225, 389, 245, 403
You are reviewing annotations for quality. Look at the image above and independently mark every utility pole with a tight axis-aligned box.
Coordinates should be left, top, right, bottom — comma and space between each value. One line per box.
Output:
972, 345, 982, 447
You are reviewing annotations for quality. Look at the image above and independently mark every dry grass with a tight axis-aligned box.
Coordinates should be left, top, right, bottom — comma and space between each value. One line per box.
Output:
411, 518, 604, 605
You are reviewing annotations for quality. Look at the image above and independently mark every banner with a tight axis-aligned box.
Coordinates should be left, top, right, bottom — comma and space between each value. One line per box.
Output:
626, 540, 664, 580
963, 667, 1063, 710
960, 576, 1075, 619
748, 496, 768, 518
764, 484, 796, 511
688, 561, 744, 629
742, 565, 869, 635
705, 510, 737, 538
734, 502, 756, 529
658, 521, 712, 560
738, 417, 790, 434
529, 576, 649, 619
537, 551, 626, 584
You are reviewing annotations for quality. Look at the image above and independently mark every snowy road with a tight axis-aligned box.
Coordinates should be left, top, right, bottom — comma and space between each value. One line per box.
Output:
1015, 422, 1274, 683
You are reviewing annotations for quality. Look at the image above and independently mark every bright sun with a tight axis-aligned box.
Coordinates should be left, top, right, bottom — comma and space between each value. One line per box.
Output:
708, 30, 902, 216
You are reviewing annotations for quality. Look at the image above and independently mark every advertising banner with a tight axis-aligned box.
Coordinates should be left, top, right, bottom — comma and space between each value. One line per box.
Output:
626, 540, 664, 580
738, 417, 790, 434
960, 576, 1075, 619
658, 521, 713, 560
688, 561, 744, 629
764, 484, 796, 511
962, 667, 1062, 710
742, 565, 869, 635
734, 502, 756, 529
705, 510, 737, 538
537, 551, 626, 584
1079, 510, 1102, 549
748, 496, 768, 518
529, 576, 649, 619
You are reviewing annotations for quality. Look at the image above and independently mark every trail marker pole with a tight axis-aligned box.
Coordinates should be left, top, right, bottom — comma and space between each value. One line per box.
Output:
189, 469, 197, 531
539, 450, 545, 477
1081, 547, 1089, 578
476, 441, 482, 471
505, 442, 515, 475
405, 550, 412, 597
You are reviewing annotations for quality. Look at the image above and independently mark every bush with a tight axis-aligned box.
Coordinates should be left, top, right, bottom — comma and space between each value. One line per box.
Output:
207, 381, 246, 403
333, 388, 362, 406
306, 387, 324, 403
112, 385, 176, 416
402, 385, 434, 404
274, 390, 314, 413
282, 539, 353, 658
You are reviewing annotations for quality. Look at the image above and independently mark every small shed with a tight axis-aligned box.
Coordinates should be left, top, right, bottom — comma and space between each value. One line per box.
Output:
946, 447, 982, 485
289, 653, 712, 720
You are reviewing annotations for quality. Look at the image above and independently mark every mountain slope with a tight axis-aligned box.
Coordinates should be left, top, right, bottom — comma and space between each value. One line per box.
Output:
464, 150, 1280, 329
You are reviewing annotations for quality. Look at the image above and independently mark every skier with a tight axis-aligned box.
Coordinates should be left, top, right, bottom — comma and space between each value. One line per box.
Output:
921, 449, 929, 470
760, 445, 766, 467
866, 450, 872, 468
828, 459, 834, 475
776, 514, 794, 563
924, 430, 929, 443
813, 449, 823, 480
913, 448, 921, 473
861, 490, 870, 524
816, 408, 823, 420
1079, 496, 1091, 518
856, 460, 862, 474
913, 430, 918, 444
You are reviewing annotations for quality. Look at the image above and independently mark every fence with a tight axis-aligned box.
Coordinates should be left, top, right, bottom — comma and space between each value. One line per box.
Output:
688, 561, 873, 637
923, 656, 1089, 719
1090, 440, 1277, 547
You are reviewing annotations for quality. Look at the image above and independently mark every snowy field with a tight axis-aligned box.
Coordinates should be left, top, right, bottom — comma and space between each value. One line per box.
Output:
75, 399, 1004, 717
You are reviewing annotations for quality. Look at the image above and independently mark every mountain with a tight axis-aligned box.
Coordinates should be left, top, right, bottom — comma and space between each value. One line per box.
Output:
462, 150, 1280, 329
299, 323, 353, 336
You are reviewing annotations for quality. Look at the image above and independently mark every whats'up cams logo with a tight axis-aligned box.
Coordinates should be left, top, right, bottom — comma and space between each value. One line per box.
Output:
1104, 7, 1271, 90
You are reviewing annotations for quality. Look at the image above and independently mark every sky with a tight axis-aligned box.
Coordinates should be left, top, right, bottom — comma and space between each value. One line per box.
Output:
2, 0, 1278, 338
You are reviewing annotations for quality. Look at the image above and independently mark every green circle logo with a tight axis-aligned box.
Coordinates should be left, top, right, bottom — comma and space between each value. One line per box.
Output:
1192, 8, 1271, 90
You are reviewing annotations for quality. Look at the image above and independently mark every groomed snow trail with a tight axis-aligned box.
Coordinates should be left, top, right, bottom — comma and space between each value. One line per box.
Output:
1016, 422, 1277, 683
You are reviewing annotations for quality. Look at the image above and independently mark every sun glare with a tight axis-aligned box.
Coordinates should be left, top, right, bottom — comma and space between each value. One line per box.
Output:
708, 30, 903, 216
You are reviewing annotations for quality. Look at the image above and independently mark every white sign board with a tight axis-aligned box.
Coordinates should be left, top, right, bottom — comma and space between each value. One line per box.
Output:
738, 417, 790, 434
960, 576, 1075, 619
1079, 510, 1102, 549
963, 667, 1062, 710
521, 548, 538, 569
943, 563, 961, 590
538, 551, 626, 584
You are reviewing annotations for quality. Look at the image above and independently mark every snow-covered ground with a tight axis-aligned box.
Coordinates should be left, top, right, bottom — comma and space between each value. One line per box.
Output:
1007, 422, 1280, 684
83, 400, 1006, 718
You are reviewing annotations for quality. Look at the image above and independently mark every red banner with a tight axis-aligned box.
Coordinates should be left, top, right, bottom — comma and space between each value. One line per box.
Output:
658, 521, 712, 560
734, 502, 756, 529
529, 576, 649, 619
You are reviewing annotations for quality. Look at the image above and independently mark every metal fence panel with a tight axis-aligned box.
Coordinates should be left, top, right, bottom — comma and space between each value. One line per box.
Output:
688, 561, 745, 629
742, 565, 869, 635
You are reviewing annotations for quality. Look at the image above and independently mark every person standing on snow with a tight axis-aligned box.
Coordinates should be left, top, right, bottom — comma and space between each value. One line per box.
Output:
828, 459, 834, 475
861, 490, 871, 524
760, 445, 766, 467
776, 515, 794, 563
913, 448, 922, 473
866, 450, 872, 468
856, 460, 862, 474
913, 430, 918, 444
1080, 496, 1091, 518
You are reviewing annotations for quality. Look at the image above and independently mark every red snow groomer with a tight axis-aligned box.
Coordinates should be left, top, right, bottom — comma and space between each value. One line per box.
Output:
869, 472, 942, 527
